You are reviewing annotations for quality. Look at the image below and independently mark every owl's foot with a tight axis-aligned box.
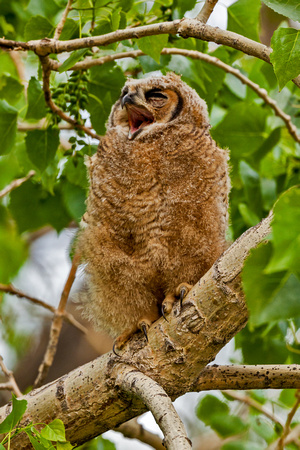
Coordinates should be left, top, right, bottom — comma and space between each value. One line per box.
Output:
161, 282, 193, 319
112, 317, 155, 356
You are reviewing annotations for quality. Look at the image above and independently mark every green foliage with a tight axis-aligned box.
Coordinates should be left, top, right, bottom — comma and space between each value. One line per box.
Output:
227, 0, 261, 41
270, 27, 300, 90
0, 0, 300, 448
261, 0, 300, 22
0, 395, 73, 449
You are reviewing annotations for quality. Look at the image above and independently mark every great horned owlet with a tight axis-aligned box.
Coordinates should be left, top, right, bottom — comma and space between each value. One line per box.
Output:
76, 72, 230, 351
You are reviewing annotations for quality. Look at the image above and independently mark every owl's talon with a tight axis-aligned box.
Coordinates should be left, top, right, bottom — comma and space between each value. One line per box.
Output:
161, 304, 169, 322
180, 287, 187, 308
175, 283, 193, 308
112, 342, 121, 357
141, 323, 149, 341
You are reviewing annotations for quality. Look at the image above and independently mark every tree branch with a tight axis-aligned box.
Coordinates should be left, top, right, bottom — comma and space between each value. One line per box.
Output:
0, 283, 87, 334
59, 48, 300, 144
196, 364, 300, 390
276, 390, 300, 450
0, 356, 22, 398
0, 171, 35, 199
54, 0, 73, 40
114, 418, 165, 450
0, 215, 278, 448
116, 366, 191, 449
33, 252, 81, 388
223, 390, 284, 428
39, 55, 100, 140
196, 0, 219, 22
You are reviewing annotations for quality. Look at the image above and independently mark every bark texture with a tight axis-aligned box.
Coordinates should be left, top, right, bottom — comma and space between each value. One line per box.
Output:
0, 215, 272, 448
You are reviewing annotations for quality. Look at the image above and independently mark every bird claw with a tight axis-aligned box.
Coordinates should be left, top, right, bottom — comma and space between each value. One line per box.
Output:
161, 304, 169, 322
112, 341, 121, 357
141, 323, 149, 341
180, 286, 188, 308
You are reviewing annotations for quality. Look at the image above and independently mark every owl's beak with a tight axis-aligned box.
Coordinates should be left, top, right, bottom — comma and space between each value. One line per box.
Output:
121, 93, 135, 108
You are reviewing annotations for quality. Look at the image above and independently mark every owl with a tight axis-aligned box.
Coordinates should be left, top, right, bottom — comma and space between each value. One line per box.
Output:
76, 72, 230, 352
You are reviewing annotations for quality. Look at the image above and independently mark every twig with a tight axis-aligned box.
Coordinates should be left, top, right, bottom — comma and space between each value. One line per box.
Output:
277, 390, 300, 450
54, 47, 300, 145
196, 364, 300, 391
114, 418, 165, 450
33, 252, 81, 388
54, 0, 73, 40
0, 283, 87, 334
116, 365, 192, 449
0, 171, 35, 200
223, 389, 284, 428
18, 121, 73, 131
196, 0, 220, 22
39, 55, 100, 141
0, 355, 22, 397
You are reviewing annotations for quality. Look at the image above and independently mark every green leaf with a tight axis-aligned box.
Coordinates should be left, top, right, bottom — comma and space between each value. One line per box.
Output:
9, 180, 71, 233
228, 0, 260, 41
58, 49, 88, 73
279, 389, 297, 408
59, 18, 79, 41
266, 187, 300, 274
210, 414, 248, 438
57, 442, 74, 450
212, 102, 268, 158
261, 0, 300, 22
174, 0, 197, 16
40, 419, 66, 442
87, 62, 125, 135
222, 441, 262, 450
96, 436, 117, 450
26, 77, 47, 120
24, 15, 54, 41
25, 431, 48, 450
62, 181, 86, 223
196, 395, 229, 424
25, 127, 60, 172
137, 35, 169, 64
239, 161, 262, 217
270, 27, 300, 90
0, 217, 28, 283
258, 273, 300, 324
0, 395, 27, 434
249, 416, 277, 444
242, 242, 285, 327
0, 74, 23, 105
0, 444, 6, 450
0, 100, 18, 155
63, 157, 88, 189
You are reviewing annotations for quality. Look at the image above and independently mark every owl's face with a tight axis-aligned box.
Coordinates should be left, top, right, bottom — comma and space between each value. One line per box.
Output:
108, 73, 209, 140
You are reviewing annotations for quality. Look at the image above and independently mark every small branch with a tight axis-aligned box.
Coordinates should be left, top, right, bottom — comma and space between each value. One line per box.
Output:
39, 55, 100, 141
33, 252, 81, 388
223, 390, 284, 428
0, 355, 22, 397
196, 0, 220, 22
18, 121, 74, 131
114, 418, 165, 450
58, 47, 300, 145
116, 366, 192, 450
54, 0, 73, 40
0, 283, 87, 334
277, 390, 300, 450
0, 171, 35, 200
196, 364, 300, 391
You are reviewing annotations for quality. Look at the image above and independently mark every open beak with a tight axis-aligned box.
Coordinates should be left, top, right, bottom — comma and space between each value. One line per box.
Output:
121, 94, 154, 140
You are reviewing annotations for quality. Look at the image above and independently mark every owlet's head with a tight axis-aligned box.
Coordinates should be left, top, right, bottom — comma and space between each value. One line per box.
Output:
108, 72, 209, 140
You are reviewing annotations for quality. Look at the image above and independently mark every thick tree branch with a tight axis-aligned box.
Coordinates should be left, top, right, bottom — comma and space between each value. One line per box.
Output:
196, 364, 300, 390
116, 366, 191, 449
1, 19, 300, 88
0, 215, 279, 448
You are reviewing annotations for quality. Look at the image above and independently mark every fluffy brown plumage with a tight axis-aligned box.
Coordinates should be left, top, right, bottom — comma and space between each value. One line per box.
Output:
76, 72, 230, 349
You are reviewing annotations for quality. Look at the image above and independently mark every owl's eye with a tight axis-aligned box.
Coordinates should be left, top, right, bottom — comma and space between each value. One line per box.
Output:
145, 89, 168, 101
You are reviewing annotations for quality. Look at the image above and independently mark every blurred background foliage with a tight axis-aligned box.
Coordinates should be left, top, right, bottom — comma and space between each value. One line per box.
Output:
0, 0, 300, 448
